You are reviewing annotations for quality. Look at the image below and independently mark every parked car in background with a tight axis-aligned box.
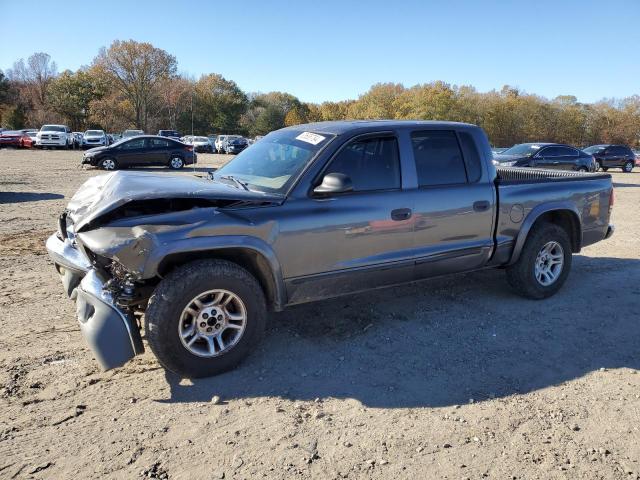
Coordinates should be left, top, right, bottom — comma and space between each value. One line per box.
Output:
633, 149, 640, 167
158, 129, 182, 141
82, 129, 109, 149
25, 129, 39, 145
583, 144, 636, 173
493, 143, 595, 171
214, 135, 228, 153
36, 125, 73, 149
184, 135, 215, 153
207, 134, 218, 147
218, 134, 243, 153
122, 129, 144, 139
110, 133, 122, 143
46, 120, 615, 376
0, 129, 35, 148
71, 132, 84, 149
224, 136, 249, 154
81, 135, 196, 170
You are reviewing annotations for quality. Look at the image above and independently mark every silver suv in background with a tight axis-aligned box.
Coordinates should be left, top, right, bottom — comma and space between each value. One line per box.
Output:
82, 129, 108, 148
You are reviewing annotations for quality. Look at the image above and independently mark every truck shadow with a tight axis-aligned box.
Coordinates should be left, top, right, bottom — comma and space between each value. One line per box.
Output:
0, 192, 64, 204
161, 255, 640, 408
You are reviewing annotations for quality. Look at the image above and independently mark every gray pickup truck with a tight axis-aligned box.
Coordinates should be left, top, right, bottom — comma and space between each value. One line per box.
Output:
46, 121, 615, 377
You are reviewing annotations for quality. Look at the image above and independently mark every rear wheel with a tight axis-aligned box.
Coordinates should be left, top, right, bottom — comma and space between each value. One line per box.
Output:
100, 158, 118, 170
623, 161, 634, 173
145, 260, 267, 377
506, 223, 572, 299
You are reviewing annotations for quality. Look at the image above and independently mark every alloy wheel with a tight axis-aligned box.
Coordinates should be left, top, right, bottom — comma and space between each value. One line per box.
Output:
534, 241, 564, 286
178, 289, 247, 357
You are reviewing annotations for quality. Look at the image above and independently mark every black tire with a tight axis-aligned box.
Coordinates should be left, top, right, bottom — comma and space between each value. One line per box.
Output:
168, 156, 184, 169
145, 259, 267, 377
623, 161, 634, 173
602, 167, 609, 172
100, 158, 118, 170
505, 223, 572, 299
594, 160, 601, 171
577, 166, 588, 172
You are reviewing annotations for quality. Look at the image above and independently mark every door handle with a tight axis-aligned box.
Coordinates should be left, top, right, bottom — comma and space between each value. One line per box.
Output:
473, 201, 490, 212
391, 208, 412, 221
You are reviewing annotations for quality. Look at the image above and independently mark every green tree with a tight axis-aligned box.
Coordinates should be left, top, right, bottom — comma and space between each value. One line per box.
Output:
189, 73, 247, 134
48, 70, 107, 130
93, 40, 177, 130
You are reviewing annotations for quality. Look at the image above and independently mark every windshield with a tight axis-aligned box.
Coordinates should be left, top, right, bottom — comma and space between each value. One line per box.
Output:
215, 129, 333, 194
194, 136, 209, 142
85, 130, 104, 135
501, 144, 543, 157
41, 125, 65, 132
583, 145, 606, 154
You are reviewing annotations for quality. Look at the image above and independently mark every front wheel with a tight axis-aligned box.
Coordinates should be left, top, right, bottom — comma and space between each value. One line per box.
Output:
169, 156, 184, 169
100, 158, 118, 170
623, 161, 634, 173
577, 166, 588, 172
506, 223, 572, 299
594, 160, 601, 171
145, 260, 267, 377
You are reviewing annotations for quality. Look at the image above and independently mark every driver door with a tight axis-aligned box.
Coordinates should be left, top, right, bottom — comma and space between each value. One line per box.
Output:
275, 134, 416, 304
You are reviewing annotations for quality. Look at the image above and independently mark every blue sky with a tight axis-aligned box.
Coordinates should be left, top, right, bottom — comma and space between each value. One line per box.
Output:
1, 0, 639, 103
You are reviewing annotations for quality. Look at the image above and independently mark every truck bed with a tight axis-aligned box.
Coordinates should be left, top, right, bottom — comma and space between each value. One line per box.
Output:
496, 166, 611, 184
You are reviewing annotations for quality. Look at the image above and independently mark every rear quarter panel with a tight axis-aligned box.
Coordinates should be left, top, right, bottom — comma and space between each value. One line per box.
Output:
496, 176, 613, 263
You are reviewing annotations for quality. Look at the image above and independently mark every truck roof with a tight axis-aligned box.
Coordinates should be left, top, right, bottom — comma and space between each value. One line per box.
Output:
281, 120, 478, 135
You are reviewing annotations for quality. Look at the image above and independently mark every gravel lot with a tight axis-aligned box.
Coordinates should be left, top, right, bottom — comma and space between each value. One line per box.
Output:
1, 148, 639, 479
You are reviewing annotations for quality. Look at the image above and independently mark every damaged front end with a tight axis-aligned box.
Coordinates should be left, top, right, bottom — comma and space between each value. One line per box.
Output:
46, 171, 282, 371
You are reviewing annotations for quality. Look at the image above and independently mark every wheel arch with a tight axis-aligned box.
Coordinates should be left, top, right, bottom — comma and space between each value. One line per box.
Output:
153, 239, 286, 311
509, 204, 581, 265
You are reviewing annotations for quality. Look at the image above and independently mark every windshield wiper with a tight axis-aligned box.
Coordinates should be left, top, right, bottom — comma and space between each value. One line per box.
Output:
219, 174, 249, 191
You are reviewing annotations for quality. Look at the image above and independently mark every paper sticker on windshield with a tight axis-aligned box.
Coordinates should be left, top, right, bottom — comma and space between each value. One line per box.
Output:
296, 132, 325, 145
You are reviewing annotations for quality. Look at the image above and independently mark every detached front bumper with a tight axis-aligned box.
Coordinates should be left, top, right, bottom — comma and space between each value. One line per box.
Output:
46, 233, 143, 370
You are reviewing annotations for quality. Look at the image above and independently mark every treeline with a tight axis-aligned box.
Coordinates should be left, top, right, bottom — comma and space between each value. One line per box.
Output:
1, 40, 639, 147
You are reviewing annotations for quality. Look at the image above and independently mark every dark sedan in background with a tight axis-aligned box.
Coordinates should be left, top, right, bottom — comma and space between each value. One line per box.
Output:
82, 135, 196, 170
493, 143, 595, 171
225, 136, 249, 154
583, 144, 636, 172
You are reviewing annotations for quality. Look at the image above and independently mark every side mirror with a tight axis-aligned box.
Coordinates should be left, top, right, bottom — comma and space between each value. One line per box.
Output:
313, 173, 353, 195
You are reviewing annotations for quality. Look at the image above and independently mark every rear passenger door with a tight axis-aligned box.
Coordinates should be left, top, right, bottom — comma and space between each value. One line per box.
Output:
554, 146, 581, 170
606, 146, 625, 167
410, 130, 495, 278
534, 146, 563, 169
149, 137, 171, 165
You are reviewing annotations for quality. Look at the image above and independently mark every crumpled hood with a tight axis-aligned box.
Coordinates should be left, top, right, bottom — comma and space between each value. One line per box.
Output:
67, 171, 282, 231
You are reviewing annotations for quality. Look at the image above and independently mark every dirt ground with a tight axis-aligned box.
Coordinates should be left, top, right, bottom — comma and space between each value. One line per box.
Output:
0, 148, 639, 480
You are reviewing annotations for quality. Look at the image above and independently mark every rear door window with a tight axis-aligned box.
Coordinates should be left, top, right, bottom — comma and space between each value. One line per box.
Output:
150, 138, 170, 149
554, 146, 579, 157
411, 130, 468, 186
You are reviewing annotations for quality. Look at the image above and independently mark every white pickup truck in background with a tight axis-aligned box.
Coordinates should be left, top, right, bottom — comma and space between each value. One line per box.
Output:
36, 125, 73, 149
